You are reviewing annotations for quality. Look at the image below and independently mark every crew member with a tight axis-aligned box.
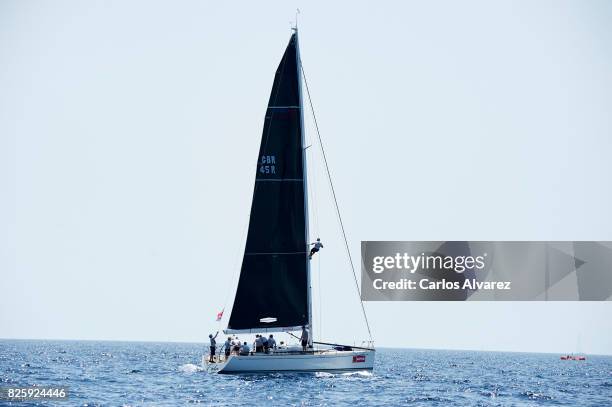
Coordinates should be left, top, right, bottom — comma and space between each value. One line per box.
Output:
309, 238, 324, 260
268, 334, 277, 350
254, 334, 263, 353
300, 325, 310, 352
223, 337, 232, 359
232, 337, 241, 355
208, 331, 219, 362
240, 341, 251, 355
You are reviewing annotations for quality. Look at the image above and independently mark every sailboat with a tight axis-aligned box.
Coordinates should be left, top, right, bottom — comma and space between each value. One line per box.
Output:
560, 335, 586, 361
207, 28, 375, 374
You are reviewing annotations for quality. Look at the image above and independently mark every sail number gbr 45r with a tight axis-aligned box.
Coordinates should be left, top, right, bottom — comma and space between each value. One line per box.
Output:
259, 155, 277, 175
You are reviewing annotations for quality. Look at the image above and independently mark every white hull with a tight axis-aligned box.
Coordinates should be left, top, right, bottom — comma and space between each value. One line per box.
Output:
213, 350, 374, 374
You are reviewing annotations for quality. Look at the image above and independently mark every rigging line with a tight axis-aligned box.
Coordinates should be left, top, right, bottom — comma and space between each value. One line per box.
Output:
305, 138, 321, 341
304, 131, 320, 341
311, 148, 322, 341
304, 96, 322, 340
305, 97, 320, 236
317, 254, 322, 340
299, 60, 373, 342
310, 143, 323, 340
307, 151, 319, 234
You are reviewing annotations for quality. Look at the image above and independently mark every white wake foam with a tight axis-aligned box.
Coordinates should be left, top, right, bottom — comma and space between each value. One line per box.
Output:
315, 370, 373, 378
178, 363, 203, 373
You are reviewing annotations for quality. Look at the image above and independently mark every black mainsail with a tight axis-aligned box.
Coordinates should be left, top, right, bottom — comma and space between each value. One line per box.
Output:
226, 33, 310, 333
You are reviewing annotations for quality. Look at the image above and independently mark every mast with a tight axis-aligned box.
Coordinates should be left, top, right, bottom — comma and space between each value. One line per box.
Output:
295, 27, 313, 347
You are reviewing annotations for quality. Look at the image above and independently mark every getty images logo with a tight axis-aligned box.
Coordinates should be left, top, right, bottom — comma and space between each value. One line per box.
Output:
372, 252, 488, 274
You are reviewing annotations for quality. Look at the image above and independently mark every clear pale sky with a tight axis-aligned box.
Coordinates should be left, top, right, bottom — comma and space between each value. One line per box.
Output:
1, 1, 611, 355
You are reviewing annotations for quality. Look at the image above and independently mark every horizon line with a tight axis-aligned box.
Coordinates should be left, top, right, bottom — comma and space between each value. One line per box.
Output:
1, 337, 609, 357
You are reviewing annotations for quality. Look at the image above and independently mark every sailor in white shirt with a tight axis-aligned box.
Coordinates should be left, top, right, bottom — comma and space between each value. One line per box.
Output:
254, 335, 264, 352
232, 337, 240, 354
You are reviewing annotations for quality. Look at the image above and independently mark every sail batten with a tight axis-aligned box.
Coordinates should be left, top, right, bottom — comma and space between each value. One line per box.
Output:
226, 33, 309, 332
254, 178, 304, 182
244, 252, 307, 255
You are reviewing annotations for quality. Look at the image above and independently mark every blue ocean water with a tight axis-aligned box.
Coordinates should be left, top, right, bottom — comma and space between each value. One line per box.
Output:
0, 340, 611, 406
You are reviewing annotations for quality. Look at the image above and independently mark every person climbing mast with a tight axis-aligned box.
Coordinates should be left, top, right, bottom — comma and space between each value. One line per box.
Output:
308, 238, 324, 260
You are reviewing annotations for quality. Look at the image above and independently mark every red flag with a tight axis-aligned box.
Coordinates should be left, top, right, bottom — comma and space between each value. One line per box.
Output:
216, 309, 224, 322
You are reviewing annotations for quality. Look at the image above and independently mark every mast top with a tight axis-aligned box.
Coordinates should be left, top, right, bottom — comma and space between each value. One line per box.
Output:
291, 8, 300, 32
